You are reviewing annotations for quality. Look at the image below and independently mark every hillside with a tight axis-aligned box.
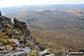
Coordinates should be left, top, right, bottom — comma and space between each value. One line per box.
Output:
5, 9, 84, 30
30, 28, 84, 54
0, 12, 54, 56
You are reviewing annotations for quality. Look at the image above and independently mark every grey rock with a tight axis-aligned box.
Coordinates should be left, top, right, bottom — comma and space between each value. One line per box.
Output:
13, 18, 31, 40
10, 39, 19, 45
4, 52, 28, 56
13, 29, 19, 35
4, 47, 31, 56
0, 46, 5, 50
39, 49, 54, 56
12, 52, 27, 56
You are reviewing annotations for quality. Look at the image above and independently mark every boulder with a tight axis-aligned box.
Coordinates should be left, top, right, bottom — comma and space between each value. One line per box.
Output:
39, 49, 54, 56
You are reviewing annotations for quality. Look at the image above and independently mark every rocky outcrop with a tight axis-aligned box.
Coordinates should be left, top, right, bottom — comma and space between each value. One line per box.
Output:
39, 49, 54, 56
0, 12, 54, 56
13, 18, 31, 40
0, 11, 2, 16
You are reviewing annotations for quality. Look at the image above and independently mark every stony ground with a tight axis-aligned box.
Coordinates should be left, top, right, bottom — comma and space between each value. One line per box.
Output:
0, 12, 54, 56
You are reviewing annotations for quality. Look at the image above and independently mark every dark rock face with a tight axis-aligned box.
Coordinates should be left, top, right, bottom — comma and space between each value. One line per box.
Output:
0, 11, 2, 16
0, 16, 13, 32
35, 41, 45, 51
13, 18, 31, 40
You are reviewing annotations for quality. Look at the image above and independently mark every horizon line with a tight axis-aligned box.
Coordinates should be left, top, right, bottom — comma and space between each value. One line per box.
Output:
0, 3, 84, 9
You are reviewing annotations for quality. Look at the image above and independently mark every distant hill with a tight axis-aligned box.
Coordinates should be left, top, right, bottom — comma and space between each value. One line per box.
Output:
0, 4, 84, 13
5, 9, 84, 30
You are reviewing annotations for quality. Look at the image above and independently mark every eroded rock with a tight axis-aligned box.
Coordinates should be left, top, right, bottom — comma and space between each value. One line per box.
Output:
13, 18, 31, 40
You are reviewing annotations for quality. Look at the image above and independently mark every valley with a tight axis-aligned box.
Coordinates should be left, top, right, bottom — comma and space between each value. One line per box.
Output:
1, 4, 84, 55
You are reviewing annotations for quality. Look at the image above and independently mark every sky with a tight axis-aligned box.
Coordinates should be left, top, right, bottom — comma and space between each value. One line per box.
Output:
0, 0, 84, 8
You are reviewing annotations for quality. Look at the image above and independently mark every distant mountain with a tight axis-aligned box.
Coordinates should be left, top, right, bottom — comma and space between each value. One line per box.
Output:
5, 9, 84, 30
0, 4, 84, 13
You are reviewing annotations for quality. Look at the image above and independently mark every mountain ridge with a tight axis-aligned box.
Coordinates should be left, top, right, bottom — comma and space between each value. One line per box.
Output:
4, 9, 84, 30
0, 4, 84, 13
0, 11, 54, 56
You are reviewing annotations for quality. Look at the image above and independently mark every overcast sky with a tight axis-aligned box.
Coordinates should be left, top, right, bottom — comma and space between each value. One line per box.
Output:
0, 0, 84, 8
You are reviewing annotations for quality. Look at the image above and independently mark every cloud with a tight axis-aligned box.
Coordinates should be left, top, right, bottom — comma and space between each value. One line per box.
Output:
0, 0, 84, 8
